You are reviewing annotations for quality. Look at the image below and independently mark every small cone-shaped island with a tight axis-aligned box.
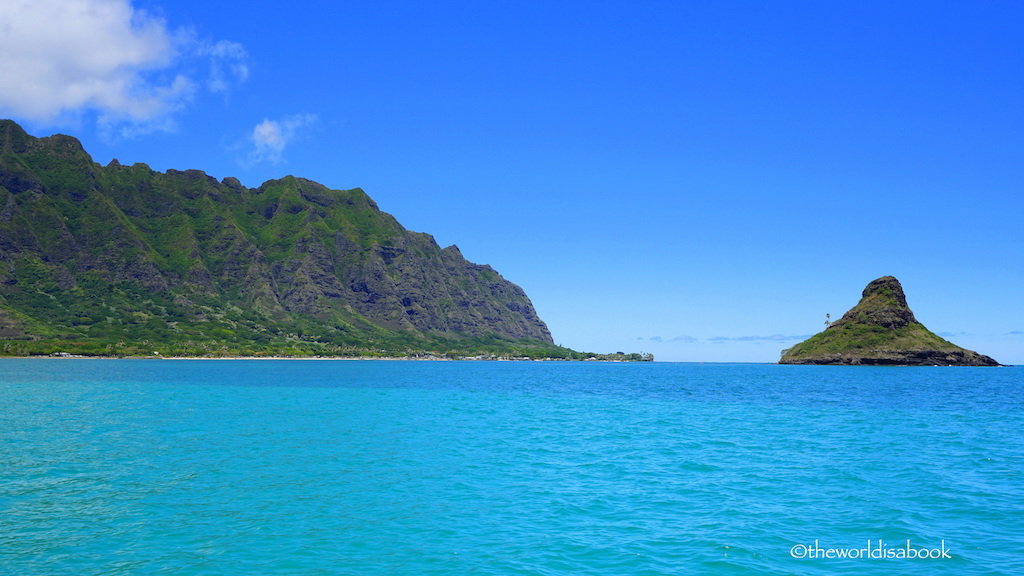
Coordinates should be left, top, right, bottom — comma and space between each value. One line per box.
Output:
779, 276, 1001, 366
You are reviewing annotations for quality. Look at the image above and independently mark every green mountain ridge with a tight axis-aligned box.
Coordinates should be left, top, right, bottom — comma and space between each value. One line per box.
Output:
0, 120, 637, 359
779, 276, 1001, 366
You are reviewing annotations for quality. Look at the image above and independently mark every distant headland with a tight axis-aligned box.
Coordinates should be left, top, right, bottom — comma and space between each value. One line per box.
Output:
0, 120, 652, 360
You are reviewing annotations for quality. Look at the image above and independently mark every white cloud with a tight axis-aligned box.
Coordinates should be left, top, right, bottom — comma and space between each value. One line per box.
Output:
0, 0, 247, 133
248, 114, 318, 165
202, 40, 250, 94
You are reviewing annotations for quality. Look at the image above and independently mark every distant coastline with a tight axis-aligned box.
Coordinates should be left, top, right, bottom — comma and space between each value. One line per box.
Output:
8, 353, 651, 362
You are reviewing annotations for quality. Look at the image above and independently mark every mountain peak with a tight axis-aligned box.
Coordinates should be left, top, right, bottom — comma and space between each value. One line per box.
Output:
833, 275, 918, 330
862, 275, 907, 305
0, 119, 32, 153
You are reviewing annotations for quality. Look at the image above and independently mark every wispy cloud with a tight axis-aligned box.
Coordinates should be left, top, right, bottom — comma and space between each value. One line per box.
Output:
708, 334, 811, 342
640, 334, 808, 344
247, 114, 319, 165
937, 331, 967, 338
201, 39, 250, 94
1008, 330, 1024, 336
0, 0, 247, 135
640, 335, 698, 343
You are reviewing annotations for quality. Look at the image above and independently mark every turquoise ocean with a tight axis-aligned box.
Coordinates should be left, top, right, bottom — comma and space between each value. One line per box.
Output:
2, 359, 1022, 575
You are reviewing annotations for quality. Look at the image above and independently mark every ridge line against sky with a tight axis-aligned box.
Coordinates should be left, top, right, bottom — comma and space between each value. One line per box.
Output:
0, 0, 1021, 363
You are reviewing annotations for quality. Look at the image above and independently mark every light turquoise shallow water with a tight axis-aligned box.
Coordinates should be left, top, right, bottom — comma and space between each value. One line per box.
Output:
1, 359, 1022, 575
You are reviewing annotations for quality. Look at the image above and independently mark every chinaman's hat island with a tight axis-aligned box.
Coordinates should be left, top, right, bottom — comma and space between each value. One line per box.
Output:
779, 276, 1002, 366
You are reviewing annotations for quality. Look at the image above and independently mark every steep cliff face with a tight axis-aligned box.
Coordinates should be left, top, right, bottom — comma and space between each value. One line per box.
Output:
0, 120, 554, 354
779, 276, 1000, 366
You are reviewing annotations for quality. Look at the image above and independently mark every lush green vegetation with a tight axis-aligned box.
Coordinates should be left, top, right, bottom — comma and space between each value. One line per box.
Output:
783, 321, 960, 359
0, 252, 586, 359
0, 257, 639, 360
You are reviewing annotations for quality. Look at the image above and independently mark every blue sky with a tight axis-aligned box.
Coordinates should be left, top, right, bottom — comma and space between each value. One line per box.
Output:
2, 0, 1022, 363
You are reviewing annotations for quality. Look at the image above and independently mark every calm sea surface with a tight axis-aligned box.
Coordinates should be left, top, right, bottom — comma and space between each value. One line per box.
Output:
1, 360, 1022, 575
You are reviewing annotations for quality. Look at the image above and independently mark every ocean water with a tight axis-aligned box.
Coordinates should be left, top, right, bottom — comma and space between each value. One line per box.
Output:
1, 360, 1022, 575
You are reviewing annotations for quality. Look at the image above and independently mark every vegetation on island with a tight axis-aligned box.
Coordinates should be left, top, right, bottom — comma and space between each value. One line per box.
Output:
0, 120, 651, 361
